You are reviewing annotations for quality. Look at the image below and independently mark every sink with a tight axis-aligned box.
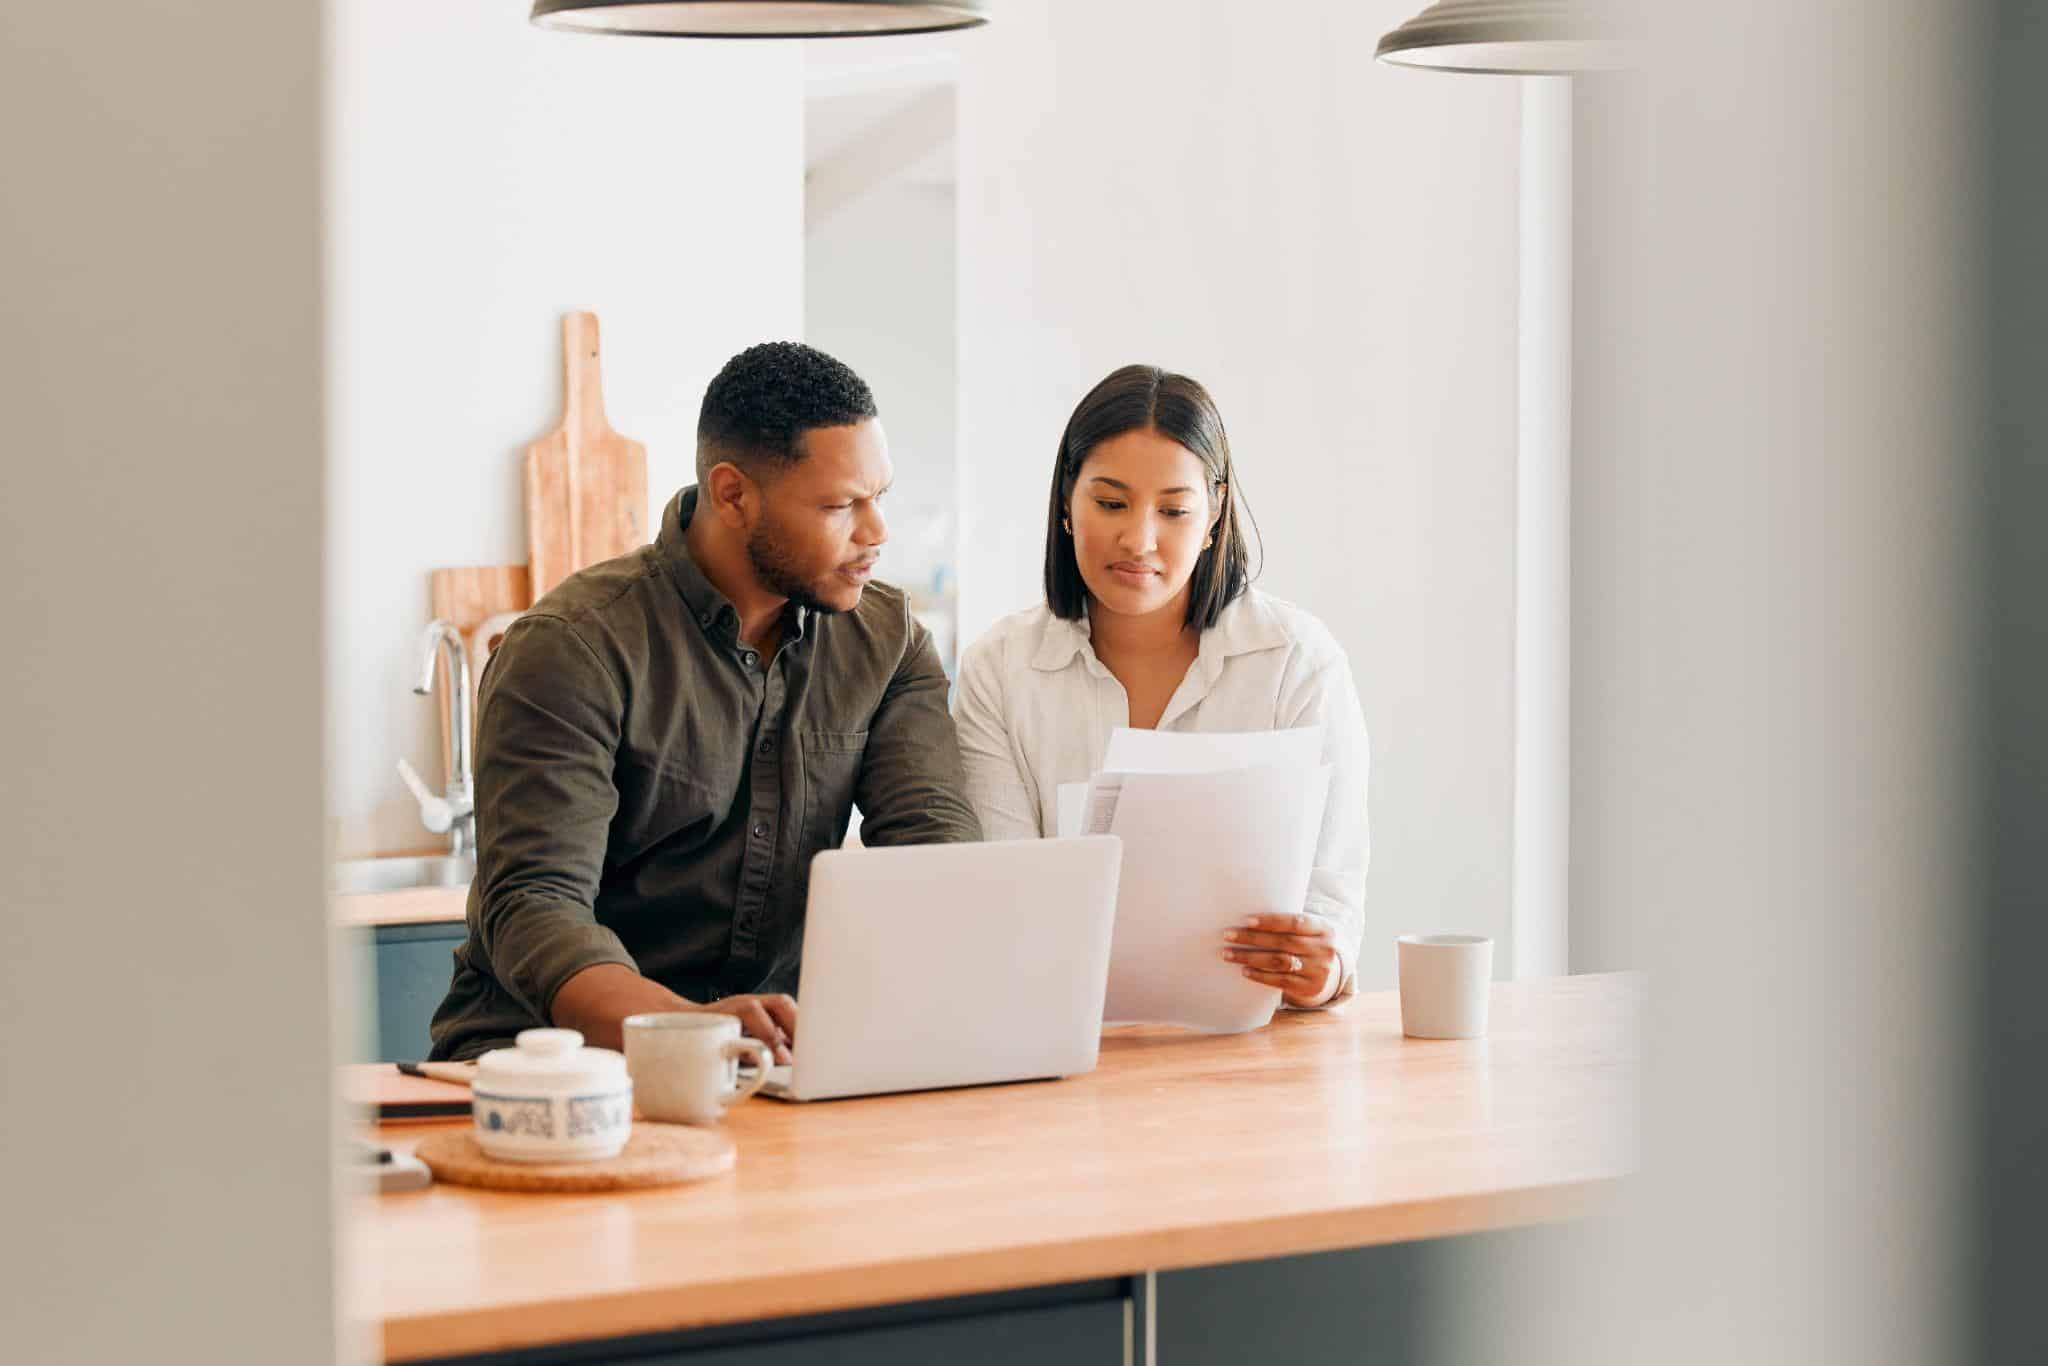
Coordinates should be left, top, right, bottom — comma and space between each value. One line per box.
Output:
331, 854, 475, 896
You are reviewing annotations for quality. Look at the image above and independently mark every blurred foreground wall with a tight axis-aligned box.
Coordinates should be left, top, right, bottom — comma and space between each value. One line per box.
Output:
1463, 0, 2048, 1362
0, 3, 340, 1363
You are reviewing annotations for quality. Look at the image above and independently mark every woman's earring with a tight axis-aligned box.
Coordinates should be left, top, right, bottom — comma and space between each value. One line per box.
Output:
1062, 518, 1072, 535
1203, 533, 1215, 550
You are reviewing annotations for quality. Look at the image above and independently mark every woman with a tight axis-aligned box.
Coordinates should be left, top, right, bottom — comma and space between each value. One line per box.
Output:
952, 365, 1368, 1010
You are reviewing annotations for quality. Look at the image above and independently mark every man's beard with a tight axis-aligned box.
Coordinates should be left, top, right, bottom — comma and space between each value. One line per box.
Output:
745, 514, 846, 616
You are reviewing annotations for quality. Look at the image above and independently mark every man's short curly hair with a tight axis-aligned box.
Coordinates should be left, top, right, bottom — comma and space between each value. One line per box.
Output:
695, 341, 878, 484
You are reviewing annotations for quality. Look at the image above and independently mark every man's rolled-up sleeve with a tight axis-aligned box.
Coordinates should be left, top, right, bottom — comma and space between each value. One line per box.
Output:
470, 615, 638, 1020
854, 605, 983, 847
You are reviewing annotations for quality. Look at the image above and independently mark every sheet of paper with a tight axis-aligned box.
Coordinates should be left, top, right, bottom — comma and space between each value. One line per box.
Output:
1102, 763, 1332, 1033
1056, 782, 1087, 839
1080, 773, 1122, 833
1056, 775, 1125, 837
1101, 724, 1325, 777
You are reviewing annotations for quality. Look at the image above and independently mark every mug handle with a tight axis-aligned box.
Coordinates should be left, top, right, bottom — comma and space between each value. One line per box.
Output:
722, 1038, 772, 1104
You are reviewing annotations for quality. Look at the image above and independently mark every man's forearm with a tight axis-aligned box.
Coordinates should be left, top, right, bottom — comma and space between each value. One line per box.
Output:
549, 963, 697, 1051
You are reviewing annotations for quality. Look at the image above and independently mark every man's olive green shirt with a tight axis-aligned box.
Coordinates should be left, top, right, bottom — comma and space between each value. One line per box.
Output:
428, 489, 980, 1061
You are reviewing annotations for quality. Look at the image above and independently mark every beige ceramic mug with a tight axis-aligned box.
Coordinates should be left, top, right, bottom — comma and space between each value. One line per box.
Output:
622, 1012, 772, 1125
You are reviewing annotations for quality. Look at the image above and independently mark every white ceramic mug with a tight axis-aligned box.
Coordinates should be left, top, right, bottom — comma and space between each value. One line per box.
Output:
1396, 933, 1494, 1039
623, 1012, 773, 1125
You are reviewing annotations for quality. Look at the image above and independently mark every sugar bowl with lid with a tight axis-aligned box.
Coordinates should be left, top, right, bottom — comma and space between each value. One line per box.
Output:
471, 1028, 632, 1163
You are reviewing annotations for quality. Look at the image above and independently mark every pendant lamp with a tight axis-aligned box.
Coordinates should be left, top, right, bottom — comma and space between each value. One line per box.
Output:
530, 1, 988, 38
1375, 1, 1633, 75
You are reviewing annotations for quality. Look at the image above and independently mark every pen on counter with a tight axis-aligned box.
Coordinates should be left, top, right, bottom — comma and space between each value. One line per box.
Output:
395, 1060, 477, 1087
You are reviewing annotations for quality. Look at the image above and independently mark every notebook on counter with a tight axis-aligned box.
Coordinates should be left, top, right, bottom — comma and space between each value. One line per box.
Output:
341, 1063, 472, 1122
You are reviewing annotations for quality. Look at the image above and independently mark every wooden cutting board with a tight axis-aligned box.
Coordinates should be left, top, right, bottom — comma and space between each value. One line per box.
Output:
431, 565, 532, 638
428, 565, 532, 790
525, 311, 649, 601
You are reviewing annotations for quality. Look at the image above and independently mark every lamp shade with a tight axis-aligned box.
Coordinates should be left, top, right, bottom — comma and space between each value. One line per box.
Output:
530, 1, 989, 37
1375, 1, 1634, 74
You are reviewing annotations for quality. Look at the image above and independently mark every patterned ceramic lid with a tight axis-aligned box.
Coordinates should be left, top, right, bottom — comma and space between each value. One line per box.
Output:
475, 1028, 628, 1091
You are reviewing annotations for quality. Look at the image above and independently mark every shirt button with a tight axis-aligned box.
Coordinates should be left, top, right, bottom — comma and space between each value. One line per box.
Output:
759, 738, 775, 755
743, 651, 758, 667
752, 822, 769, 839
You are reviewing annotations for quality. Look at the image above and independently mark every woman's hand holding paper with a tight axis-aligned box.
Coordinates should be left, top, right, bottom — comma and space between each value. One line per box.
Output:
1223, 913, 1341, 1008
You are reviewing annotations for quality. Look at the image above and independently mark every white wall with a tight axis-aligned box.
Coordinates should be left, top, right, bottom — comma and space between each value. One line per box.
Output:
807, 170, 960, 647
955, 2, 1522, 987
1567, 73, 1651, 977
0, 3, 341, 1361
328, 1, 805, 856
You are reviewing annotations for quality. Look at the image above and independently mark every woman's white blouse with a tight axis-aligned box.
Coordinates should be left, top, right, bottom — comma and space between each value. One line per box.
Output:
950, 590, 1370, 1004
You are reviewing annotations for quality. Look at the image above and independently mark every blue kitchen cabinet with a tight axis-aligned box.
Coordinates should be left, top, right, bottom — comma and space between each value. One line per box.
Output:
394, 1236, 1532, 1365
402, 1281, 1128, 1366
358, 921, 466, 1062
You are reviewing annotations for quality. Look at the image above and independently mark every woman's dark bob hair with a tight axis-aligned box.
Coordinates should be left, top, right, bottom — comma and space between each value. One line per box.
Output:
1043, 364, 1256, 629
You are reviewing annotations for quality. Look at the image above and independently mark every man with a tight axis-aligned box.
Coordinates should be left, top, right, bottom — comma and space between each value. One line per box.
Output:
429, 342, 980, 1063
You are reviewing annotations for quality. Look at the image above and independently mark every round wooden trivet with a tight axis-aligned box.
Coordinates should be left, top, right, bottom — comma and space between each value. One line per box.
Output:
413, 1124, 735, 1193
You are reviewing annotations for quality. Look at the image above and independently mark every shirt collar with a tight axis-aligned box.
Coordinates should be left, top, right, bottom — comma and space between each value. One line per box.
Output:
1028, 591, 1288, 673
657, 487, 811, 647
1029, 612, 1095, 672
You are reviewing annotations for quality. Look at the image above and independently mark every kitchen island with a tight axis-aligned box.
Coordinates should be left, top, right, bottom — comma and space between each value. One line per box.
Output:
356, 972, 1640, 1364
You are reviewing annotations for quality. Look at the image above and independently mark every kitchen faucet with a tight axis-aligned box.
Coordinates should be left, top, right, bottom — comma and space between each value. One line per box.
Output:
397, 619, 475, 857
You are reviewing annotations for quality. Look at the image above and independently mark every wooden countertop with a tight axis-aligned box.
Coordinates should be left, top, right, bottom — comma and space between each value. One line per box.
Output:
355, 972, 1641, 1362
335, 886, 468, 929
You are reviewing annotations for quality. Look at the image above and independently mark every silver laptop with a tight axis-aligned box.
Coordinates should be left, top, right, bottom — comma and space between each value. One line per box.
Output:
760, 836, 1123, 1102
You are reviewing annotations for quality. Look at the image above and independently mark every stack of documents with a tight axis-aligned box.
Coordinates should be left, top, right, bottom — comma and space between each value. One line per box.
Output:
1057, 726, 1331, 1033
